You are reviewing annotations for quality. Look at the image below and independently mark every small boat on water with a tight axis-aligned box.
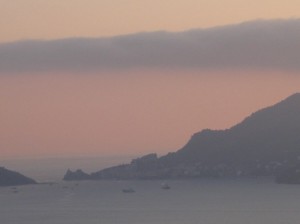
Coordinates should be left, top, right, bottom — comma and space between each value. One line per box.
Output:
10, 187, 18, 193
161, 183, 171, 190
122, 188, 135, 193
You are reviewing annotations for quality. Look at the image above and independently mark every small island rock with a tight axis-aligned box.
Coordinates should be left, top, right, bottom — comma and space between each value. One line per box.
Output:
63, 169, 91, 181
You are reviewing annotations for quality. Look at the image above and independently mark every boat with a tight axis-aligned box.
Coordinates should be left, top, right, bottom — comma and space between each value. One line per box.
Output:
161, 183, 171, 190
122, 188, 135, 193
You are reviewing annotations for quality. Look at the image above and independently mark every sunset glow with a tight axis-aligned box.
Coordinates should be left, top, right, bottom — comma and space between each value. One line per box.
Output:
1, 0, 300, 160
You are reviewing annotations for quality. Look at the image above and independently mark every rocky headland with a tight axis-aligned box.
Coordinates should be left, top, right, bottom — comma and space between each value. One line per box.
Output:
0, 167, 37, 186
64, 93, 300, 184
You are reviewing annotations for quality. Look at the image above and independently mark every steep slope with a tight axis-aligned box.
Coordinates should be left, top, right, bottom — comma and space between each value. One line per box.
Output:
64, 93, 300, 180
0, 167, 37, 186
172, 93, 300, 166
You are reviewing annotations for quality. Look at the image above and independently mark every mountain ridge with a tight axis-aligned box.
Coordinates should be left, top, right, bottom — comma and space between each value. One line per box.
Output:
64, 93, 300, 181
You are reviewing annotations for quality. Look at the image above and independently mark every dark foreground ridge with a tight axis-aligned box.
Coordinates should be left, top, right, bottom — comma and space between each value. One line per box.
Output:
0, 167, 37, 186
64, 93, 300, 184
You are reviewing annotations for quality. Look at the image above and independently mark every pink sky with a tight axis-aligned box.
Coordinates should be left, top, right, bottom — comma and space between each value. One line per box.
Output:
1, 71, 299, 159
1, 1, 300, 160
1, 0, 300, 42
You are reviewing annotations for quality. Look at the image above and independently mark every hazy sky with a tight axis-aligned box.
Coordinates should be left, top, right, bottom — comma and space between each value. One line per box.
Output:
1, 0, 300, 43
1, 1, 300, 159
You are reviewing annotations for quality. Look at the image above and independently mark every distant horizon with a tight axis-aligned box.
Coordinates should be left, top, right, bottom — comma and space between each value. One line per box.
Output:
1, 91, 300, 181
2, 18, 298, 44
2, 2, 300, 223
2, 0, 300, 43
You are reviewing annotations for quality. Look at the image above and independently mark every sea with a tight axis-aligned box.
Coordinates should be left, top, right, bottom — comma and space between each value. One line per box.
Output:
1, 178, 300, 224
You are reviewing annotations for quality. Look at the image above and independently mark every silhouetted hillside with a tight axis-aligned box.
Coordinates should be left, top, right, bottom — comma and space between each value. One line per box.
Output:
64, 93, 300, 180
0, 167, 37, 186
168, 93, 300, 169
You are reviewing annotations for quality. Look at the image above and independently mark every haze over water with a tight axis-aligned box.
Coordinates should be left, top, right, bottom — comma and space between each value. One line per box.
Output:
2, 179, 300, 224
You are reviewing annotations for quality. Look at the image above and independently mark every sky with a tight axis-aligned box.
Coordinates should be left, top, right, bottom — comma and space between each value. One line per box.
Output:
1, 0, 300, 159
1, 0, 300, 43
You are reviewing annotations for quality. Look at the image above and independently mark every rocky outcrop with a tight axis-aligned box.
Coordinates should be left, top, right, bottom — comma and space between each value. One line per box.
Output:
63, 169, 91, 181
0, 167, 36, 186
63, 154, 161, 181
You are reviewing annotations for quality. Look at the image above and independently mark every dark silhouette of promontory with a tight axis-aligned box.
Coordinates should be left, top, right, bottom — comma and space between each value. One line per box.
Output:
64, 93, 300, 183
0, 167, 37, 186
63, 169, 90, 181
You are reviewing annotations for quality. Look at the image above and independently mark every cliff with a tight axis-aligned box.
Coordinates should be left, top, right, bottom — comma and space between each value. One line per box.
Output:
0, 167, 37, 186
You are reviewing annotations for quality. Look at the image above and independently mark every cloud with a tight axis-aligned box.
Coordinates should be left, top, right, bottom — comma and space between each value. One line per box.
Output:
1, 19, 300, 73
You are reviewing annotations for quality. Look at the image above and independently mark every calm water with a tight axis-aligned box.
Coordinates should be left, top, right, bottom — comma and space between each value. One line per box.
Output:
1, 178, 300, 224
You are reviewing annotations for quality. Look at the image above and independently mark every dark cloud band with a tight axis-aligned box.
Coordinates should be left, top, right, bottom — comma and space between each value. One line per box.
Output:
1, 19, 300, 73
